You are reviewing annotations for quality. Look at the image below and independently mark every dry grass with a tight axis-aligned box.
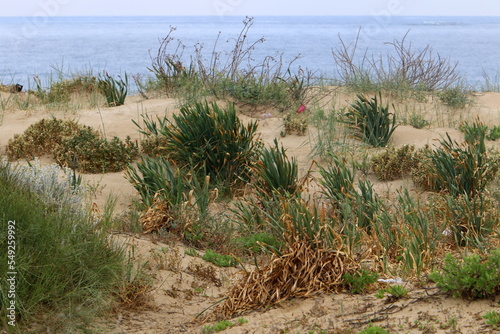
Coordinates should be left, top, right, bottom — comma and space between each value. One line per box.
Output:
208, 238, 358, 320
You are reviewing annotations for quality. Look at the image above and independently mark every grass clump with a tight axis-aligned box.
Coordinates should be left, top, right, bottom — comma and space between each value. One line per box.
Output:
33, 74, 98, 104
0, 161, 127, 332
358, 326, 391, 334
429, 250, 500, 299
345, 93, 397, 147
253, 139, 300, 197
375, 285, 409, 301
97, 72, 128, 107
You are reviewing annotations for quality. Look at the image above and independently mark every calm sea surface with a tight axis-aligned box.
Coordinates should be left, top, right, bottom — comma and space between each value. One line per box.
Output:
0, 16, 499, 89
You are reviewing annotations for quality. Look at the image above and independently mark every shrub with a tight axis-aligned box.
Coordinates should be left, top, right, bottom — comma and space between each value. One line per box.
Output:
6, 117, 83, 160
438, 84, 471, 109
429, 250, 500, 299
153, 101, 260, 188
33, 75, 98, 104
54, 127, 138, 173
345, 93, 397, 147
333, 32, 462, 93
372, 145, 417, 181
97, 72, 128, 107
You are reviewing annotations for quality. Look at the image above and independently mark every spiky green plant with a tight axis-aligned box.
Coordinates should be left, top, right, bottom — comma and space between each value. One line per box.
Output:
346, 93, 397, 147
253, 139, 299, 197
154, 101, 260, 188
97, 72, 128, 107
426, 129, 498, 198
125, 156, 188, 209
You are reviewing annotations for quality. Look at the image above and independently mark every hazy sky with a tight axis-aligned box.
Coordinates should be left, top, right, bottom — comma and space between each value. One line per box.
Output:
2, 0, 500, 17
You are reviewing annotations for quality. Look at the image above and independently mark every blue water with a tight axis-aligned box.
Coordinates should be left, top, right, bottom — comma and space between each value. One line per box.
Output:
1, 16, 499, 89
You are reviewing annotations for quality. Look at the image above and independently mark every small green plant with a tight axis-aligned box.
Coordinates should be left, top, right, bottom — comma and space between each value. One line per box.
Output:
375, 285, 408, 301
233, 232, 281, 254
487, 125, 500, 141
97, 72, 128, 107
429, 250, 500, 299
125, 156, 188, 209
342, 269, 379, 294
202, 320, 234, 333
483, 310, 500, 329
358, 325, 391, 334
202, 249, 237, 267
237, 317, 248, 325
423, 127, 499, 198
403, 111, 430, 129
345, 93, 398, 147
184, 248, 199, 257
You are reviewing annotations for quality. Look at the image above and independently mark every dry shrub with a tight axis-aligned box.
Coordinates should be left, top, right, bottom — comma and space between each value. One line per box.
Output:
139, 196, 175, 234
209, 239, 357, 320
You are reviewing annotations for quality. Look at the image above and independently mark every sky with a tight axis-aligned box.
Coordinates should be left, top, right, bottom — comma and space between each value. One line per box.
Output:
1, 0, 500, 17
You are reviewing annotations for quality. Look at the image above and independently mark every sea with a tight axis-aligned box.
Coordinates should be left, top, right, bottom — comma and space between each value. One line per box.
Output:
0, 15, 499, 90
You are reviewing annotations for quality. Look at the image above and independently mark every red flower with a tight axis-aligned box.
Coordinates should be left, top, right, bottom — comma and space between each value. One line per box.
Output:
296, 104, 306, 113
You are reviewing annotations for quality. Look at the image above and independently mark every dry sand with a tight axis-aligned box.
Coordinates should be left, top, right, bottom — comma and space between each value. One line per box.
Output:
1, 90, 499, 333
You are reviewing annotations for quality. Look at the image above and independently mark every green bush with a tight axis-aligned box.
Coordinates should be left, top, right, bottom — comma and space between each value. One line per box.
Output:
0, 161, 126, 331
152, 101, 260, 188
438, 85, 471, 109
54, 127, 138, 173
429, 250, 500, 299
345, 93, 398, 147
6, 117, 83, 160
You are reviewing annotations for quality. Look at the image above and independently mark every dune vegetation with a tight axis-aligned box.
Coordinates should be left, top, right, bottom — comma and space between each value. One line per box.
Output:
1, 17, 500, 333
